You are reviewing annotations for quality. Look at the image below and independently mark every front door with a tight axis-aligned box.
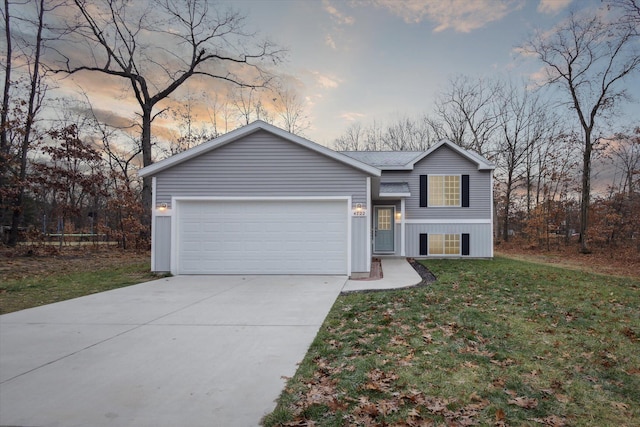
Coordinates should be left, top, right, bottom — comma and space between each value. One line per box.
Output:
374, 206, 394, 253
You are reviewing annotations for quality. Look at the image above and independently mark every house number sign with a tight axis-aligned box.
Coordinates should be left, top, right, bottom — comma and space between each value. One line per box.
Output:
352, 203, 367, 216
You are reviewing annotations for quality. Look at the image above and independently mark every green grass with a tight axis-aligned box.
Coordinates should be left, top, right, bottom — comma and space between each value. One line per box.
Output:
0, 262, 156, 314
263, 257, 640, 427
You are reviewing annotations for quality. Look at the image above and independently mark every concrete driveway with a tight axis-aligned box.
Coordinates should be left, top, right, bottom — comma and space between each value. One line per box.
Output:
0, 275, 347, 427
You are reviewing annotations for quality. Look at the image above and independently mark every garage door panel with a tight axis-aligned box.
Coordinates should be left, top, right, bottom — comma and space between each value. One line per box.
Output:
176, 200, 348, 275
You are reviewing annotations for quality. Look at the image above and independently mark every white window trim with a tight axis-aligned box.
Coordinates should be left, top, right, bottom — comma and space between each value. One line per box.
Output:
406, 219, 491, 224
427, 174, 462, 208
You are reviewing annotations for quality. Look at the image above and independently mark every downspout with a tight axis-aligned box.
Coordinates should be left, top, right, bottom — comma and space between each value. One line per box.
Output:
366, 177, 371, 272
401, 198, 406, 256
490, 172, 494, 257
151, 176, 157, 271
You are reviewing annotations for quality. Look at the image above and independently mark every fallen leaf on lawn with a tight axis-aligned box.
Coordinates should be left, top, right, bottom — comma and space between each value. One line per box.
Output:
390, 335, 409, 346
530, 415, 567, 426
491, 358, 516, 367
495, 408, 506, 421
469, 392, 483, 402
625, 367, 640, 375
327, 398, 348, 411
423, 397, 449, 414
610, 401, 629, 410
492, 377, 506, 388
407, 408, 421, 417
508, 396, 539, 409
284, 418, 316, 427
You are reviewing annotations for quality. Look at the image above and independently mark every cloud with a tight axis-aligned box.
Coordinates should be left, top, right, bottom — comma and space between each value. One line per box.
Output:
340, 112, 366, 121
322, 0, 355, 25
537, 0, 572, 14
365, 0, 525, 32
310, 71, 341, 89
325, 34, 337, 49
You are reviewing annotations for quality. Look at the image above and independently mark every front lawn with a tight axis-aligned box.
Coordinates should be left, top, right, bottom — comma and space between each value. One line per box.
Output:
0, 248, 155, 314
263, 257, 640, 426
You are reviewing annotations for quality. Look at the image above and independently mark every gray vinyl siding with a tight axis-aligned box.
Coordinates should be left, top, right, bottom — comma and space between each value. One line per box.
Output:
155, 130, 369, 206
154, 216, 171, 271
351, 216, 369, 273
151, 129, 372, 274
406, 223, 492, 257
381, 145, 492, 220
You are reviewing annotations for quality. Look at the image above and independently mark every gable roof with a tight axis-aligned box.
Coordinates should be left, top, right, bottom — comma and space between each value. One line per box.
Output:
138, 120, 381, 178
411, 140, 494, 170
342, 140, 494, 171
339, 151, 424, 169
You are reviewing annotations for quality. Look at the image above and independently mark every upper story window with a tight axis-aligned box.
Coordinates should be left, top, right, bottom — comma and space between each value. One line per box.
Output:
419, 174, 470, 208
428, 175, 460, 207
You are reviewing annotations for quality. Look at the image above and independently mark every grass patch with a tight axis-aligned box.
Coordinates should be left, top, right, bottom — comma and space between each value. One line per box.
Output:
0, 261, 156, 314
263, 257, 640, 426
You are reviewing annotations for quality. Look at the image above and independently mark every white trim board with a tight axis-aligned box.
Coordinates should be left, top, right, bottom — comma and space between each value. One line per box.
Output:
405, 219, 492, 224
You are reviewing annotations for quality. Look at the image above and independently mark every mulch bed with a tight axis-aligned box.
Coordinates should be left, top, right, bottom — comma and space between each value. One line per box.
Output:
407, 258, 437, 285
350, 257, 383, 281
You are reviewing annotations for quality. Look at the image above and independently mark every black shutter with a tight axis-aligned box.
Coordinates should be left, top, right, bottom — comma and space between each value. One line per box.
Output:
420, 175, 427, 207
462, 233, 470, 256
462, 175, 470, 207
419, 233, 428, 255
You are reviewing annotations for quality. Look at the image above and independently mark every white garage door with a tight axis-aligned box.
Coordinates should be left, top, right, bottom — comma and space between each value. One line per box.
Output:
176, 199, 349, 275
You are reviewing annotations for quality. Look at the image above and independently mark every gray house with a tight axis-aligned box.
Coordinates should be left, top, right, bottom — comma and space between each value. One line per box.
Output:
138, 120, 494, 276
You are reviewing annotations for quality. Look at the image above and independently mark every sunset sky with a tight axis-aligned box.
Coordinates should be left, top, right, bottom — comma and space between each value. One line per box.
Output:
213, 0, 639, 145
40, 0, 639, 148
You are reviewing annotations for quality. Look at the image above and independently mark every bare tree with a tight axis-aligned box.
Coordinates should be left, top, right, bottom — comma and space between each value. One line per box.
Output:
610, 128, 640, 197
54, 0, 283, 220
608, 0, 640, 33
2, 0, 50, 246
334, 122, 364, 151
167, 94, 213, 155
231, 87, 257, 126
272, 83, 309, 135
493, 82, 556, 241
520, 7, 640, 253
434, 75, 501, 156
204, 91, 232, 137
382, 115, 435, 151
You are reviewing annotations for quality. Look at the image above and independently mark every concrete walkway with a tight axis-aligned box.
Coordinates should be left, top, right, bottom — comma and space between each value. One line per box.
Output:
342, 258, 423, 293
0, 259, 423, 427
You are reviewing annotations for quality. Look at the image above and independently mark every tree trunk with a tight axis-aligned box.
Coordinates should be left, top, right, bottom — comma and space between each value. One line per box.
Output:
1, 0, 12, 230
141, 107, 153, 230
503, 172, 514, 242
579, 134, 592, 254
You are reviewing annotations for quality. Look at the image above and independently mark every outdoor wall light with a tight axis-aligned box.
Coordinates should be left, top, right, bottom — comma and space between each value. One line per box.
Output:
158, 203, 168, 211
396, 211, 402, 220
356, 203, 363, 212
